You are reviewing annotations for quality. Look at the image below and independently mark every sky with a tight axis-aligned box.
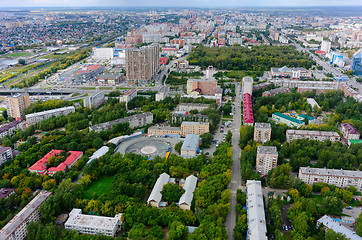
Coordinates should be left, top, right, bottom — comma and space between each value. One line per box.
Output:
1, 0, 362, 7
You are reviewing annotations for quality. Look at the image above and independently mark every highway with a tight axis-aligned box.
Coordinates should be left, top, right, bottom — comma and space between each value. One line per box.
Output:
225, 82, 242, 240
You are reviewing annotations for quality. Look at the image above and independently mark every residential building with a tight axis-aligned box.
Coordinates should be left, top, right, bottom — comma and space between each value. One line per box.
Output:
0, 191, 52, 240
299, 167, 362, 191
262, 87, 291, 97
270, 66, 312, 79
126, 44, 159, 85
256, 146, 278, 176
179, 175, 197, 210
176, 103, 210, 113
0, 146, 13, 166
156, 86, 169, 101
286, 130, 340, 143
242, 76, 254, 95
181, 122, 209, 136
317, 215, 362, 240
74, 65, 105, 83
187, 79, 218, 95
0, 121, 24, 140
340, 123, 360, 140
28, 150, 83, 175
181, 134, 200, 157
0, 188, 14, 199
306, 98, 320, 109
119, 89, 137, 104
83, 91, 105, 109
6, 93, 30, 121
172, 111, 208, 123
321, 40, 331, 53
148, 126, 182, 137
25, 106, 75, 125
89, 112, 153, 132
93, 48, 114, 60
254, 123, 271, 143
272, 112, 304, 128
97, 73, 124, 85
246, 180, 267, 240
297, 86, 335, 94
147, 173, 170, 207
271, 79, 335, 89
269, 29, 279, 41
253, 82, 271, 91
65, 209, 122, 237
243, 93, 254, 126
352, 49, 362, 76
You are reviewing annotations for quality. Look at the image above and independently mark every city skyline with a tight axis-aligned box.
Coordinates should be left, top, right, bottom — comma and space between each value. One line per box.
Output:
1, 0, 362, 7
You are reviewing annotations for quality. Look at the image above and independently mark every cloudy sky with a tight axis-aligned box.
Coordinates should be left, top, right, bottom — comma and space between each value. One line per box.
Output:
1, 0, 361, 7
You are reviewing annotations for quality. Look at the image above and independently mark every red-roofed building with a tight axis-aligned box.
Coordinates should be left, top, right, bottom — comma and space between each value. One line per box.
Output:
28, 150, 83, 175
243, 93, 254, 126
159, 57, 168, 65
315, 50, 326, 55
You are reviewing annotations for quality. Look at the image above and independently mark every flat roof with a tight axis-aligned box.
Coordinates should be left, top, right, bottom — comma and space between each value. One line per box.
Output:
272, 112, 304, 124
25, 106, 75, 118
181, 134, 200, 152
318, 215, 362, 240
257, 146, 278, 155
287, 130, 339, 137
255, 123, 271, 129
299, 167, 362, 179
182, 121, 209, 126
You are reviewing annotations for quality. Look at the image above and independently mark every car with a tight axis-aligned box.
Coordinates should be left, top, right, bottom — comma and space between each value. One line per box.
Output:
205, 152, 209, 155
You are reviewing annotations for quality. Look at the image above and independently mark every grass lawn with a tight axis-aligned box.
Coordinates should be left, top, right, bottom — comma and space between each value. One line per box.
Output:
79, 87, 96, 90
283, 231, 292, 240
311, 194, 323, 204
2, 52, 30, 58
99, 87, 113, 90
83, 176, 115, 199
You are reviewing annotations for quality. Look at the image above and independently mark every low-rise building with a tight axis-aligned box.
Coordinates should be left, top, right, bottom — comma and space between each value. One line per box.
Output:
243, 93, 254, 126
0, 146, 13, 166
181, 122, 209, 136
0, 121, 24, 141
187, 79, 218, 96
0, 191, 52, 240
256, 146, 278, 176
172, 111, 208, 124
176, 103, 210, 113
254, 123, 271, 143
242, 76, 254, 95
65, 209, 122, 237
147, 173, 170, 208
97, 73, 124, 85
272, 112, 304, 128
148, 126, 182, 137
28, 150, 83, 175
306, 98, 320, 109
179, 175, 197, 210
0, 188, 14, 199
296, 114, 317, 124
119, 89, 137, 104
286, 130, 340, 143
89, 112, 153, 132
156, 86, 169, 101
262, 87, 291, 97
181, 134, 200, 157
299, 167, 362, 191
25, 106, 75, 125
83, 91, 105, 109
317, 215, 362, 240
340, 123, 360, 140
246, 180, 268, 240
74, 65, 105, 83
270, 66, 312, 79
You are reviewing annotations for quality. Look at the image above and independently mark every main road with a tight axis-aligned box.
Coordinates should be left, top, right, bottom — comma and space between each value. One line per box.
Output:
225, 82, 243, 239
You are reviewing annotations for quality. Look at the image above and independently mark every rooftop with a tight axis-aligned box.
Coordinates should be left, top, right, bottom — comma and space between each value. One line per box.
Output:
318, 215, 362, 240
272, 112, 304, 125
341, 123, 360, 135
182, 121, 209, 126
0, 146, 11, 155
181, 134, 200, 152
98, 73, 123, 80
300, 167, 362, 179
255, 122, 271, 129
0, 188, 14, 199
0, 120, 22, 134
147, 173, 170, 204
287, 130, 339, 137
179, 175, 197, 206
257, 146, 278, 155
25, 106, 75, 119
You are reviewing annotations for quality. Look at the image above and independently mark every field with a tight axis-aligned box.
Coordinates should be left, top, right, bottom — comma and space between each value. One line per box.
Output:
83, 176, 115, 199
1, 52, 30, 58
310, 194, 323, 204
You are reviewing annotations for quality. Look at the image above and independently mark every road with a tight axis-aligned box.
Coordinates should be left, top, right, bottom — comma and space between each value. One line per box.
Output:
225, 82, 242, 239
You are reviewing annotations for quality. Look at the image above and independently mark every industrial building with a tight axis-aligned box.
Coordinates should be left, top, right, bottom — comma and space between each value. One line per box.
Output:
256, 146, 278, 176
74, 65, 105, 83
0, 191, 52, 240
65, 209, 122, 237
299, 167, 362, 191
340, 123, 360, 140
243, 93, 254, 126
93, 48, 114, 60
286, 130, 340, 143
179, 175, 198, 210
89, 112, 153, 132
97, 73, 124, 85
242, 76, 254, 95
83, 91, 105, 109
25, 106, 75, 125
0, 146, 13, 167
253, 123, 271, 143
272, 112, 304, 128
147, 173, 170, 208
246, 180, 267, 240
317, 215, 362, 240
181, 134, 200, 157
6, 93, 30, 121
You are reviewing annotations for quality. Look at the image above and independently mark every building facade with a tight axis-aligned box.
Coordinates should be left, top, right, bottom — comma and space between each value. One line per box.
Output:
6, 93, 30, 121
119, 89, 137, 104
340, 123, 360, 140
186, 79, 218, 96
254, 123, 271, 143
262, 87, 291, 97
256, 146, 278, 176
0, 146, 13, 166
74, 65, 105, 83
176, 103, 210, 113
148, 126, 182, 137
181, 134, 200, 157
83, 91, 105, 109
97, 73, 124, 85
243, 93, 254, 126
65, 209, 122, 237
286, 130, 340, 143
181, 122, 209, 136
0, 121, 25, 140
299, 167, 362, 191
93, 48, 114, 60
179, 175, 197, 210
352, 49, 362, 76
25, 106, 75, 125
272, 112, 304, 128
147, 173, 170, 208
0, 191, 52, 240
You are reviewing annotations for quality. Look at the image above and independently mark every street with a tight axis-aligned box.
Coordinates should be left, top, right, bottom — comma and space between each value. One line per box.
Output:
225, 82, 242, 239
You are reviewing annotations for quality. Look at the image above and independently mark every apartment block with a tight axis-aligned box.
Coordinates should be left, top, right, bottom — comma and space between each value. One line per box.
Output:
6, 93, 30, 121
0, 191, 52, 240
65, 209, 122, 237
0, 146, 13, 167
83, 91, 105, 109
176, 103, 210, 113
181, 122, 209, 136
243, 93, 254, 126
272, 112, 304, 128
256, 146, 278, 176
254, 123, 271, 143
317, 216, 362, 240
286, 130, 340, 143
262, 87, 291, 97
126, 44, 159, 85
242, 76, 254, 95
25, 106, 75, 125
0, 120, 25, 140
299, 167, 362, 191
119, 89, 137, 104
340, 123, 360, 140
148, 126, 182, 137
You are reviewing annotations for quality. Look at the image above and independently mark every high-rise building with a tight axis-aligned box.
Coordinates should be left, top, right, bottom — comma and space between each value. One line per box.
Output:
5, 93, 30, 121
256, 146, 278, 176
352, 49, 362, 76
254, 123, 271, 143
126, 44, 159, 85
321, 40, 331, 53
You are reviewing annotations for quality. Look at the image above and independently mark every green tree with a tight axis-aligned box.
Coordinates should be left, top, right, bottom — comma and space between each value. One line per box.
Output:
175, 142, 182, 154
200, 132, 213, 148
160, 183, 185, 203
2, 110, 8, 120
169, 221, 188, 240
18, 58, 26, 65
356, 212, 362, 237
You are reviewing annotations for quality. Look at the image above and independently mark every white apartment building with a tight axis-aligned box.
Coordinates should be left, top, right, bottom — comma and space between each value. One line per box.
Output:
253, 123, 271, 143
299, 167, 362, 191
83, 91, 105, 109
93, 48, 114, 60
321, 40, 331, 53
246, 180, 267, 240
0, 146, 13, 166
0, 191, 52, 240
286, 130, 340, 143
119, 89, 137, 104
256, 146, 278, 176
317, 215, 362, 240
242, 76, 254, 95
65, 209, 122, 237
25, 106, 75, 125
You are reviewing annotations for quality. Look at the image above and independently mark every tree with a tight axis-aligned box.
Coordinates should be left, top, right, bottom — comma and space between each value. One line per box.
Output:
322, 196, 343, 215
169, 221, 188, 240
200, 132, 213, 148
92, 137, 104, 149
18, 58, 26, 65
356, 212, 362, 237
148, 225, 164, 239
160, 183, 185, 203
2, 110, 8, 120
175, 142, 182, 154
325, 229, 349, 240
129, 223, 147, 239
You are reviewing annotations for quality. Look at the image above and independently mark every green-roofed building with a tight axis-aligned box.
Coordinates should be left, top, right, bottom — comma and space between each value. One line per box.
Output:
272, 112, 304, 128
348, 139, 362, 146
296, 114, 317, 124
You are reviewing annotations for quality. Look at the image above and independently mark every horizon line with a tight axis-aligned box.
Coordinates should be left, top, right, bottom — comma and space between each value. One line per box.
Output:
1, 5, 362, 8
